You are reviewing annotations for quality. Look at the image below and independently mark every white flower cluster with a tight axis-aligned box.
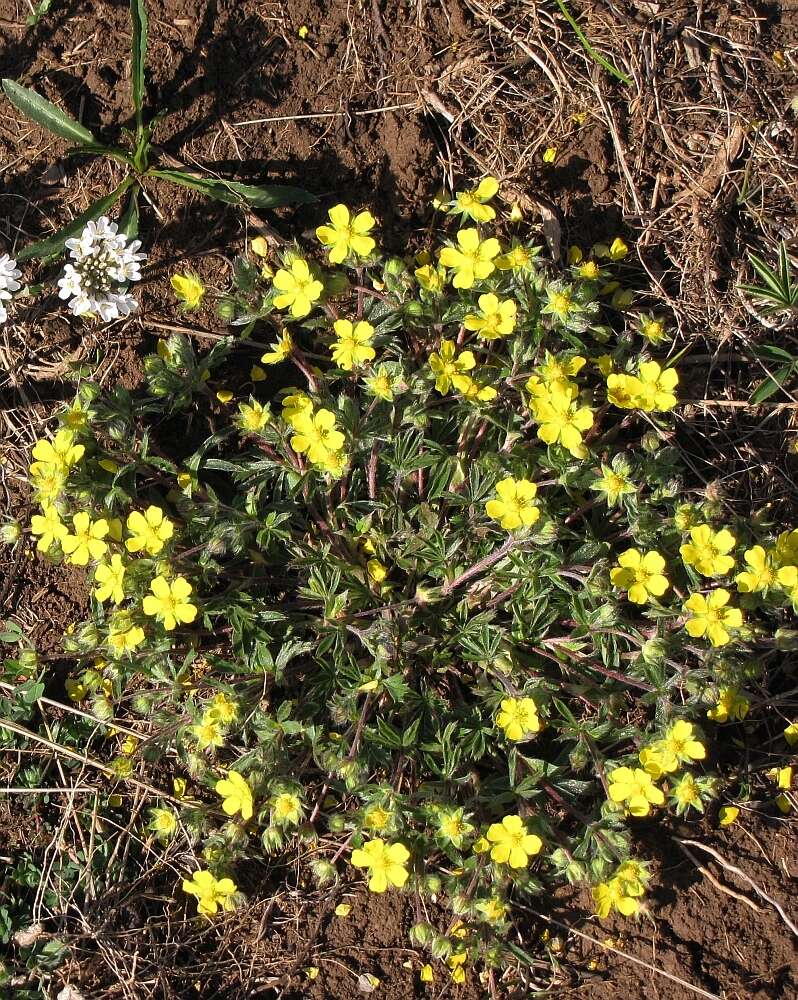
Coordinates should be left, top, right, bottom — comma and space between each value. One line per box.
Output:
57, 216, 146, 321
0, 253, 22, 325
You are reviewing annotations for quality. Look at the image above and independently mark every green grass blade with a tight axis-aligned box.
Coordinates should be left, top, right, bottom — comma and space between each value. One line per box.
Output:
119, 185, 140, 239
149, 168, 317, 208
2, 78, 98, 145
130, 0, 149, 131
16, 179, 133, 262
553, 0, 631, 86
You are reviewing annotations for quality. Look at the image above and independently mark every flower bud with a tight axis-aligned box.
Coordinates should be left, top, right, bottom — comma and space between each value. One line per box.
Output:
409, 922, 435, 946
328, 813, 346, 833
261, 826, 284, 853
91, 696, 114, 721
0, 520, 22, 545
216, 298, 237, 321
18, 649, 39, 670
429, 934, 452, 960
641, 637, 667, 665
311, 860, 337, 887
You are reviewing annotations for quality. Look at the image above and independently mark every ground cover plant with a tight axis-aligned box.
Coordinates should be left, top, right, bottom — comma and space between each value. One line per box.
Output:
0, 1, 797, 998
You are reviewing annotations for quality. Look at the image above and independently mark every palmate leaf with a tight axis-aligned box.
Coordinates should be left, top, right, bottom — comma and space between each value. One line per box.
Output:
2, 78, 98, 146
148, 168, 316, 209
16, 178, 133, 262
130, 0, 149, 129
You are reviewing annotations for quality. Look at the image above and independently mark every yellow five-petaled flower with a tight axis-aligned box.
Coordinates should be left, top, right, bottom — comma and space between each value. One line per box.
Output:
143, 575, 198, 631
351, 838, 410, 893
485, 814, 543, 868
316, 204, 376, 263
485, 477, 540, 531
610, 548, 669, 604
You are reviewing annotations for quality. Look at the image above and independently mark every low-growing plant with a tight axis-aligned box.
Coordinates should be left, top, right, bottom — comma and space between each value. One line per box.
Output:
2, 0, 313, 265
7, 178, 798, 983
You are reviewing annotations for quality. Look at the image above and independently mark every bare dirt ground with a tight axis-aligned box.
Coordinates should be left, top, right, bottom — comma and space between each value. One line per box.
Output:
1, 0, 797, 996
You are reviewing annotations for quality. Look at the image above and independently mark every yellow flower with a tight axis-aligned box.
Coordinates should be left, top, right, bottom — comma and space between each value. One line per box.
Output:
496, 697, 540, 741
107, 617, 145, 656
437, 808, 474, 846
281, 389, 314, 424
191, 717, 225, 750
457, 375, 498, 403
477, 897, 508, 923
453, 176, 499, 222
634, 361, 678, 412
607, 766, 665, 817
62, 511, 109, 566
640, 316, 667, 344
250, 364, 266, 382
428, 340, 476, 394
251, 236, 270, 257
680, 524, 736, 577
592, 465, 635, 507
485, 814, 542, 868
707, 687, 749, 723
785, 721, 798, 746
126, 506, 174, 556
735, 546, 776, 593
142, 575, 198, 631
495, 244, 534, 272
94, 554, 127, 604
463, 293, 517, 340
532, 387, 594, 458
542, 145, 557, 163
606, 372, 641, 409
207, 692, 238, 725
774, 528, 798, 567
350, 839, 410, 892
777, 564, 798, 605
485, 477, 540, 531
610, 548, 669, 604
446, 949, 467, 983
684, 589, 742, 647
330, 319, 376, 370
31, 429, 85, 471
592, 878, 640, 918
364, 365, 397, 402
215, 770, 254, 821
272, 792, 303, 825
543, 285, 577, 323
718, 805, 739, 826
238, 400, 271, 433
438, 228, 500, 289
659, 720, 706, 764
182, 869, 237, 916
363, 804, 392, 831
671, 773, 702, 813
148, 807, 178, 841
414, 263, 446, 293
638, 746, 678, 780
272, 259, 323, 318
420, 964, 434, 983
316, 204, 376, 264
290, 408, 345, 464
768, 765, 792, 791
367, 558, 388, 583
261, 331, 293, 365
216, 389, 234, 404
170, 272, 205, 311
30, 505, 69, 552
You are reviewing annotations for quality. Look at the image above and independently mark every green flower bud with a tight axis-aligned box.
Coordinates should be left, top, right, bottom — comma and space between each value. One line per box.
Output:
311, 860, 337, 887
403, 300, 423, 317
18, 649, 39, 670
409, 921, 435, 946
261, 826, 284, 853
641, 637, 667, 665
429, 934, 452, 960
216, 297, 237, 321
328, 813, 346, 833
0, 520, 22, 545
91, 696, 114, 721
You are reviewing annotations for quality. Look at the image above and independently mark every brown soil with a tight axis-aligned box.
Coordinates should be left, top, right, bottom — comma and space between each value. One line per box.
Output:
1, 0, 797, 997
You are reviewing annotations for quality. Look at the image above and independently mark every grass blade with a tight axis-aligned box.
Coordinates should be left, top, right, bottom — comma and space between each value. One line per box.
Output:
553, 0, 631, 86
16, 179, 133, 262
2, 78, 97, 145
130, 0, 149, 131
148, 168, 317, 208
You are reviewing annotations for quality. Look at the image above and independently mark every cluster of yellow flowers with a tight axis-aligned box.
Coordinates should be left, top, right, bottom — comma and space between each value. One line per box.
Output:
526, 354, 595, 459
283, 392, 346, 475
608, 721, 708, 820
592, 860, 649, 919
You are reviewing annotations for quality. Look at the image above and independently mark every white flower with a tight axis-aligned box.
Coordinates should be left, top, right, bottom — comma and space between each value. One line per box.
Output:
0, 253, 21, 325
58, 217, 146, 320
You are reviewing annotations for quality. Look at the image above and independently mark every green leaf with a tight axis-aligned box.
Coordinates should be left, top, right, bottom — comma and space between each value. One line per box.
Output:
130, 0, 149, 129
119, 186, 140, 240
16, 179, 133, 262
750, 365, 793, 404
2, 78, 97, 146
147, 168, 316, 208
